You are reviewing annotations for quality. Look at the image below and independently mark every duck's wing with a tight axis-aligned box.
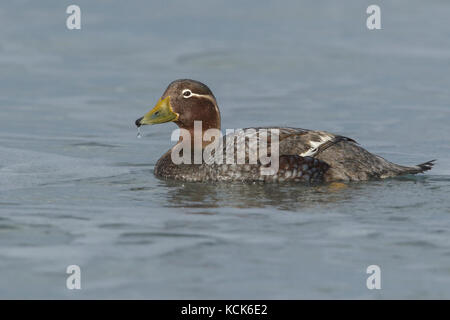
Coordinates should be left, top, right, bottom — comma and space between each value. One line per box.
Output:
202, 127, 334, 182
212, 127, 356, 162
268, 127, 357, 157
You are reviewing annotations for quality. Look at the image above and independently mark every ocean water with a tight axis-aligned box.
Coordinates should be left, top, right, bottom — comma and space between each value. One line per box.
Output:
1, 0, 450, 299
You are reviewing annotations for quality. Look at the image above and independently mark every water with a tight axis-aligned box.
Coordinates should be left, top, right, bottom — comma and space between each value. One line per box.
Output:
1, 0, 450, 299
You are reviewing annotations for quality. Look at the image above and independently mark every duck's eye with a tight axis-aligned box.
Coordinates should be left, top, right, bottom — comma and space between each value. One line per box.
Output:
182, 89, 192, 98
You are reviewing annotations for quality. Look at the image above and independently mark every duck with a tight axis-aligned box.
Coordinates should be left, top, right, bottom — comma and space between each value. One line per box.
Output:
135, 79, 435, 183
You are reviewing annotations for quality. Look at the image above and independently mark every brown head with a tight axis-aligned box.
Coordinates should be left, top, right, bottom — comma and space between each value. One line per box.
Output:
135, 79, 221, 135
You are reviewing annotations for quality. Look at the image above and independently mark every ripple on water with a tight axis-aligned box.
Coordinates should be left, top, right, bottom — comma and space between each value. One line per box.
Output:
0, 223, 75, 247
70, 142, 119, 148
394, 240, 439, 249
116, 231, 221, 248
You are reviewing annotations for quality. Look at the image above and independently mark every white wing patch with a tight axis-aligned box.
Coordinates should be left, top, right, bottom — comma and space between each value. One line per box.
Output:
300, 133, 334, 157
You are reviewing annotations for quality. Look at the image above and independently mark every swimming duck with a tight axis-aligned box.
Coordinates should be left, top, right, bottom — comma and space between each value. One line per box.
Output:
135, 79, 434, 182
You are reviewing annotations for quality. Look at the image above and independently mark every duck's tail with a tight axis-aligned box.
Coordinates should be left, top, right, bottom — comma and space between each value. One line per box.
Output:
399, 159, 436, 175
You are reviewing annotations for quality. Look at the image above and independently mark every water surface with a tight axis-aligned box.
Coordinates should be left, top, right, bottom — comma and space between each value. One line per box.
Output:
1, 0, 450, 298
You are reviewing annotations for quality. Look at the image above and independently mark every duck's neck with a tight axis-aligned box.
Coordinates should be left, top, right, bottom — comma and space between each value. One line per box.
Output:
175, 116, 221, 149
177, 118, 220, 148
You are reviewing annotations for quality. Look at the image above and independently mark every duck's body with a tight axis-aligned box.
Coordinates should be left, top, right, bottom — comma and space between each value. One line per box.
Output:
154, 126, 434, 182
136, 79, 434, 183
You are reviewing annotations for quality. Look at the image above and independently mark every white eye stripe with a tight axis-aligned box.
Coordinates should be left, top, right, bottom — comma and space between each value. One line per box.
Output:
181, 89, 220, 114
182, 89, 213, 101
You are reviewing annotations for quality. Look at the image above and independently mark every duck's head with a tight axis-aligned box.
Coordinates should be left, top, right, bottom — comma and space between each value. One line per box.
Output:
135, 79, 221, 132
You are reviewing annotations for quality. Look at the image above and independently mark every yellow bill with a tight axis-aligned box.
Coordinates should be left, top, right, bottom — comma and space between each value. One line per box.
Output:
135, 96, 179, 127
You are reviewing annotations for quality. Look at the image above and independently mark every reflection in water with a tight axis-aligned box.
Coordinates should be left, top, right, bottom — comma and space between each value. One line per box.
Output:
145, 174, 442, 213
158, 179, 359, 211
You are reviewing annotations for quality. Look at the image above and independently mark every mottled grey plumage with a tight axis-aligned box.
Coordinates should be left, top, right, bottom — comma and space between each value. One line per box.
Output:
154, 127, 434, 182
137, 79, 435, 183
